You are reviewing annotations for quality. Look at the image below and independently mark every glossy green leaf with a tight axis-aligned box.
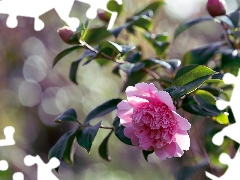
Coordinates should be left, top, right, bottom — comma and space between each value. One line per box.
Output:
76, 121, 102, 152
99, 41, 135, 57
99, 130, 113, 162
48, 130, 77, 172
203, 79, 224, 84
181, 96, 219, 116
55, 108, 78, 123
85, 98, 122, 124
119, 62, 145, 76
153, 41, 170, 56
53, 45, 83, 68
164, 86, 188, 101
142, 150, 154, 161
174, 16, 213, 40
130, 16, 152, 31
113, 117, 133, 145
143, 32, 169, 44
182, 42, 222, 65
134, 1, 164, 17
69, 59, 81, 84
99, 40, 122, 55
110, 22, 132, 38
215, 113, 229, 124
84, 26, 111, 45
195, 90, 216, 105
172, 65, 216, 87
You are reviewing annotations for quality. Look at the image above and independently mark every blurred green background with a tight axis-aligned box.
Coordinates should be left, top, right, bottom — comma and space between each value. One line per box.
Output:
0, 0, 239, 179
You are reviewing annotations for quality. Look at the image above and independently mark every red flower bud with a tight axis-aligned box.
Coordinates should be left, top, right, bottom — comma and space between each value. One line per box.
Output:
97, 9, 111, 23
206, 0, 227, 17
57, 26, 79, 45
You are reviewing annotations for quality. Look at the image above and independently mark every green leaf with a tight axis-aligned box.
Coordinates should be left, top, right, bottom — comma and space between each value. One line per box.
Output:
110, 22, 132, 38
221, 48, 240, 69
53, 46, 83, 68
143, 32, 169, 44
55, 108, 78, 123
172, 65, 216, 87
153, 41, 170, 56
228, 11, 240, 28
164, 86, 188, 101
99, 41, 135, 57
48, 130, 77, 172
174, 16, 213, 40
69, 59, 81, 84
182, 42, 222, 65
214, 113, 229, 124
76, 121, 102, 152
134, 1, 164, 17
183, 75, 213, 94
195, 90, 216, 105
121, 69, 147, 92
85, 98, 122, 124
119, 62, 145, 76
166, 59, 181, 71
130, 16, 152, 31
98, 130, 113, 162
107, 0, 123, 14
120, 45, 136, 56
113, 117, 133, 145
181, 96, 219, 116
84, 26, 111, 45
203, 79, 224, 84
69, 49, 97, 84
142, 150, 154, 161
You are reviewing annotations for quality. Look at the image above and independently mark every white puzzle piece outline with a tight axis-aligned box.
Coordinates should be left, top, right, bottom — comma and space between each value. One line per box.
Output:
24, 155, 60, 180
0, 0, 122, 31
205, 68, 240, 180
0, 126, 15, 147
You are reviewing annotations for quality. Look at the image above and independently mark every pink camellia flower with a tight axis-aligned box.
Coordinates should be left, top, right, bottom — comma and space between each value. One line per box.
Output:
117, 83, 191, 160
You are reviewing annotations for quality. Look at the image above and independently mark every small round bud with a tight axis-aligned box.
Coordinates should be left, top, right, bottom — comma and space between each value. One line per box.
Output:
206, 0, 227, 17
57, 26, 79, 45
97, 9, 111, 23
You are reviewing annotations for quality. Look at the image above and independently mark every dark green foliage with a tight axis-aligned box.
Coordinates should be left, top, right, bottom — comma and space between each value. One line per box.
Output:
85, 99, 122, 124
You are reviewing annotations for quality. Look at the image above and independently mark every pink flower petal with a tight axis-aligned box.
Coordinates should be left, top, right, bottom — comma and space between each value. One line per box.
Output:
174, 130, 190, 151
154, 91, 175, 111
172, 111, 191, 130
126, 83, 157, 99
155, 147, 171, 160
174, 143, 184, 157
127, 96, 148, 107
124, 126, 134, 138
131, 133, 140, 146
117, 100, 133, 126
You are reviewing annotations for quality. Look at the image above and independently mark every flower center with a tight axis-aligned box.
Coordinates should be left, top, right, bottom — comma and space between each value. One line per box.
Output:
131, 100, 177, 150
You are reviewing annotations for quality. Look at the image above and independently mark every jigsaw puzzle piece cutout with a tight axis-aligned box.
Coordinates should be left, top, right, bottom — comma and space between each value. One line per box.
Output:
206, 148, 240, 180
0, 126, 15, 147
76, 0, 122, 30
24, 155, 60, 180
12, 172, 24, 180
0, 160, 8, 171
0, 0, 80, 30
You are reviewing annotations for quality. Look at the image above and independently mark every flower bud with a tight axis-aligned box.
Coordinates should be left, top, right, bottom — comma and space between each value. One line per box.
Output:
57, 26, 79, 45
97, 9, 111, 23
206, 0, 227, 17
